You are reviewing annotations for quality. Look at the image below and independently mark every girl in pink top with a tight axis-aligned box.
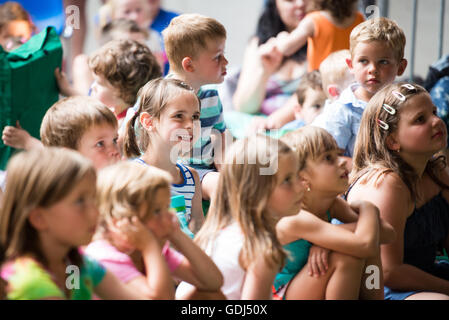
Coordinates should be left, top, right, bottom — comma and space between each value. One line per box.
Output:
85, 161, 223, 299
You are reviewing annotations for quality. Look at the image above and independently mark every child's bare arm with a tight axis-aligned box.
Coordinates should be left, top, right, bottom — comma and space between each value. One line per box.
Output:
109, 217, 175, 299
275, 15, 314, 57
2, 121, 43, 151
189, 168, 205, 233
169, 225, 223, 291
277, 204, 380, 258
332, 197, 395, 244
241, 254, 278, 300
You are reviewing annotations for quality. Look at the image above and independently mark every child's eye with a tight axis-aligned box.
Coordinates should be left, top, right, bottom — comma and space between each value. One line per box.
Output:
379, 59, 389, 65
312, 104, 321, 110
282, 176, 292, 185
95, 141, 105, 148
113, 137, 118, 145
359, 59, 368, 64
75, 196, 86, 207
415, 116, 425, 123
193, 114, 200, 120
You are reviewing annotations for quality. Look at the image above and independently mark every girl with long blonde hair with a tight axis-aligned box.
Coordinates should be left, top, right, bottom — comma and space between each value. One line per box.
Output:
176, 134, 304, 299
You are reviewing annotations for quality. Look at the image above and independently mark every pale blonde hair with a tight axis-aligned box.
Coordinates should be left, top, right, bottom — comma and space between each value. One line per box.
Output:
319, 49, 352, 97
282, 126, 339, 171
162, 13, 227, 73
40, 96, 118, 150
95, 161, 171, 236
0, 147, 95, 267
350, 17, 406, 63
195, 135, 292, 269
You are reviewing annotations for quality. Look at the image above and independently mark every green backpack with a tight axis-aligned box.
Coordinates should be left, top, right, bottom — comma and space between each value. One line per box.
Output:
0, 26, 62, 170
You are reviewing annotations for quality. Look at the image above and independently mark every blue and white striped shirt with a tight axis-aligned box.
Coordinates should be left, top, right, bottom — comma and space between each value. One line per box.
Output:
133, 158, 196, 221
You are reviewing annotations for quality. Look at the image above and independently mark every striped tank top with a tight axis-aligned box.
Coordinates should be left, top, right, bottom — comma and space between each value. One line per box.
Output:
133, 158, 196, 221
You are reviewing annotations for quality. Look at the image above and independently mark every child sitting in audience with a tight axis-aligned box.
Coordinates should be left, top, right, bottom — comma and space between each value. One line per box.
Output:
312, 17, 408, 158
3, 39, 161, 152
0, 1, 35, 50
274, 126, 395, 300
40, 96, 121, 170
123, 78, 205, 234
280, 70, 327, 132
347, 82, 449, 300
319, 49, 354, 102
0, 147, 145, 299
85, 161, 223, 299
176, 135, 304, 299
161, 13, 229, 201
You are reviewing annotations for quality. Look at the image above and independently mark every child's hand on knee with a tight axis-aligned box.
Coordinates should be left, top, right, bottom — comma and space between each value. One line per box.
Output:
307, 245, 330, 277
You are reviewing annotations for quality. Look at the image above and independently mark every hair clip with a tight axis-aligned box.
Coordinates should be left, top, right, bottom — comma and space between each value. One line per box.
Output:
392, 90, 406, 102
377, 119, 389, 130
401, 83, 416, 91
382, 103, 396, 115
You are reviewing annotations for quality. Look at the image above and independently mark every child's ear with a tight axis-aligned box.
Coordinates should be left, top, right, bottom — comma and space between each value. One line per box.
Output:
28, 208, 47, 231
327, 85, 340, 98
139, 112, 153, 131
397, 58, 408, 76
385, 133, 400, 152
181, 57, 195, 72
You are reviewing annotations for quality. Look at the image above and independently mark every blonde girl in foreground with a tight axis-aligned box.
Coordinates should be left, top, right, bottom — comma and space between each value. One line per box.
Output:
0, 148, 144, 300
177, 135, 305, 299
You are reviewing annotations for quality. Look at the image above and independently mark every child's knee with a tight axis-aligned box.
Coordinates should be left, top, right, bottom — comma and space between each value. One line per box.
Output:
330, 252, 365, 270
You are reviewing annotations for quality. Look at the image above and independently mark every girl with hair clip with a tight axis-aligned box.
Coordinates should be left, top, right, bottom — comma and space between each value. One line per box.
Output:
0, 147, 145, 300
123, 78, 205, 235
176, 135, 305, 300
347, 82, 449, 300
85, 161, 224, 300
274, 126, 395, 300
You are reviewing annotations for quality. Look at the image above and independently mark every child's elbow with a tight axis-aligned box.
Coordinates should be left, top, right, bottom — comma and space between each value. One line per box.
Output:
203, 270, 224, 292
357, 237, 379, 258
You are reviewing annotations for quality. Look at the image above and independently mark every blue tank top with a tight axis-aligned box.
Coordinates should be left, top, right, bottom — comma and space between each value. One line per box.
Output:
133, 158, 196, 221
274, 211, 332, 290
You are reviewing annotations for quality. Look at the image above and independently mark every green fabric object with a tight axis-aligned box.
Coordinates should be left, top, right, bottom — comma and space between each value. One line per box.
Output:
0, 26, 62, 170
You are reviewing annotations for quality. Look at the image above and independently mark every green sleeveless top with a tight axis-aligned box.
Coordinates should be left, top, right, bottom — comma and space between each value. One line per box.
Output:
274, 211, 332, 290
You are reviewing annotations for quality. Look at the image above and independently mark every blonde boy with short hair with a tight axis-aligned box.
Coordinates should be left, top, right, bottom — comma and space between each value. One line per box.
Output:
319, 49, 354, 101
312, 17, 407, 158
162, 13, 229, 201
40, 96, 120, 170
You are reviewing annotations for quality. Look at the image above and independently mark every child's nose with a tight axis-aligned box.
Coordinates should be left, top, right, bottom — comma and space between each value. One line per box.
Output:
368, 62, 378, 74
294, 0, 306, 8
109, 144, 120, 160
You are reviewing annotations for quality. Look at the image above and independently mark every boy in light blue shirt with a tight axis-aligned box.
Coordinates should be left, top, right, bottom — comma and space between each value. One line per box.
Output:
312, 17, 407, 158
